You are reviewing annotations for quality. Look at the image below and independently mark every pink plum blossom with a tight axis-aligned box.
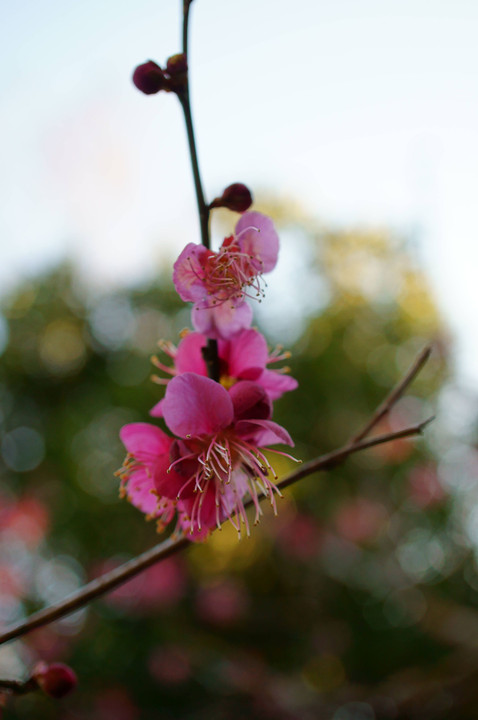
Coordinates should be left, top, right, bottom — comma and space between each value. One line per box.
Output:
173, 211, 279, 339
149, 328, 298, 418
119, 373, 297, 540
116, 423, 184, 533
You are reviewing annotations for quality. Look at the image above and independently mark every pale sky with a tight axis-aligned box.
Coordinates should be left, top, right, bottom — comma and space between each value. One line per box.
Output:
1, 0, 478, 386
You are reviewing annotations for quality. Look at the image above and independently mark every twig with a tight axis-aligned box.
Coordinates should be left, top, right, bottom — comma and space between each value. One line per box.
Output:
178, 0, 220, 381
348, 345, 432, 445
0, 678, 37, 696
0, 416, 433, 647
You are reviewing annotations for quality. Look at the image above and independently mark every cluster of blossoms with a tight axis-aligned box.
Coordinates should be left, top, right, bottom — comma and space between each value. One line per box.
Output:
118, 199, 299, 540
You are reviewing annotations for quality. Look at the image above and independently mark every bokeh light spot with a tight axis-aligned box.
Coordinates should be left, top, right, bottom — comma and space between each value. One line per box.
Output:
2, 426, 45, 472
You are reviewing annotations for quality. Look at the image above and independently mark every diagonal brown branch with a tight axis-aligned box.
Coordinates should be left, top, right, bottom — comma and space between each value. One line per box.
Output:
348, 344, 432, 445
0, 416, 433, 648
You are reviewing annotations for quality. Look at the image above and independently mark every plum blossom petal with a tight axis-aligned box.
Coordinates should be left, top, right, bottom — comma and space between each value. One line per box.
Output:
235, 211, 279, 273
259, 369, 299, 401
235, 418, 294, 447
162, 373, 233, 438
173, 243, 213, 302
172, 212, 279, 339
120, 423, 172, 457
121, 467, 159, 516
175, 332, 208, 374
223, 328, 268, 379
149, 328, 297, 406
119, 423, 184, 522
229, 381, 272, 421
150, 399, 165, 418
192, 298, 253, 339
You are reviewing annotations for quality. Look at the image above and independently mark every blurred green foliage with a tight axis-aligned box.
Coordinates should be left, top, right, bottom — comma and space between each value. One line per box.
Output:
1, 209, 477, 720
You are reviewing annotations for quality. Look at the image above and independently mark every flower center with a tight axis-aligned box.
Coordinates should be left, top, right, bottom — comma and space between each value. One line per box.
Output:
200, 241, 266, 308
170, 431, 283, 537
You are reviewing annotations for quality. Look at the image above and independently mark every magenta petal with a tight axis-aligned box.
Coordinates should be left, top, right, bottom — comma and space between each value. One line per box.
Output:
235, 418, 294, 447
154, 454, 188, 499
149, 399, 165, 418
175, 332, 208, 375
173, 243, 211, 302
162, 373, 233, 438
177, 487, 217, 541
227, 329, 268, 377
229, 381, 272, 421
259, 370, 299, 401
192, 300, 253, 340
120, 423, 172, 457
235, 211, 279, 273
124, 468, 159, 516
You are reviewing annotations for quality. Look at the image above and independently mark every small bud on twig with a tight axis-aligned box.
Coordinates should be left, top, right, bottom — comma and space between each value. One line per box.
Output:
210, 183, 253, 213
33, 662, 77, 699
132, 61, 168, 95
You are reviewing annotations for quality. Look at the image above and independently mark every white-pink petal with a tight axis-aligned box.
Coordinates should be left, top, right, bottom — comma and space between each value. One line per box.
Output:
235, 211, 279, 273
192, 299, 253, 340
172, 243, 210, 302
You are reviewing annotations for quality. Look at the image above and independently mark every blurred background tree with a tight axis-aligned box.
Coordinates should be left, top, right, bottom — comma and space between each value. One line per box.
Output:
1, 199, 477, 720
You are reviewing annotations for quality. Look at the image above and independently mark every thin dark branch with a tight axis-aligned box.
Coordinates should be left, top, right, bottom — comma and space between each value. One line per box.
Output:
180, 0, 209, 250
278, 415, 434, 493
0, 677, 37, 696
179, 0, 218, 379
0, 417, 433, 648
0, 535, 189, 647
348, 345, 433, 445
182, 1, 191, 60
178, 93, 210, 250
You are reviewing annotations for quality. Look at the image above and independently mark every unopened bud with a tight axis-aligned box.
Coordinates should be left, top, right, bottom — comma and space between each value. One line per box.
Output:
211, 183, 253, 213
132, 61, 168, 95
33, 662, 77, 699
166, 53, 188, 76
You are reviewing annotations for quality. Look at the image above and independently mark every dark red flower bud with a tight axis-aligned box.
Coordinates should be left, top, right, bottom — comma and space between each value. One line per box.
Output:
211, 183, 253, 213
33, 662, 77, 699
166, 53, 188, 76
132, 61, 168, 95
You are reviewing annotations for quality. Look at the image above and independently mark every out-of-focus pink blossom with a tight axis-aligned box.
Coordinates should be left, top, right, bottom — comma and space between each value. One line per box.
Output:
149, 646, 191, 685
275, 512, 323, 561
334, 498, 388, 544
150, 328, 297, 418
408, 464, 446, 508
173, 212, 279, 339
119, 373, 296, 540
196, 578, 249, 627
93, 688, 139, 720
2, 497, 49, 548
100, 556, 186, 612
